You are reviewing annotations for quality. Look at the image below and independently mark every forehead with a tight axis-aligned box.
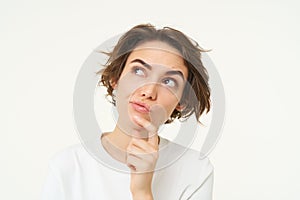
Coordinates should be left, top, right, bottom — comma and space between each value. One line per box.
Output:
126, 41, 188, 79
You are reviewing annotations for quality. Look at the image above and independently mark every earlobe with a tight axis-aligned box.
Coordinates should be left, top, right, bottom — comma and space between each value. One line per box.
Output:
109, 79, 118, 89
175, 104, 185, 112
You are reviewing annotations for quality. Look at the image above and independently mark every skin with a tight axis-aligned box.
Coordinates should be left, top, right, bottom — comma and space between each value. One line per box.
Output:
101, 41, 188, 199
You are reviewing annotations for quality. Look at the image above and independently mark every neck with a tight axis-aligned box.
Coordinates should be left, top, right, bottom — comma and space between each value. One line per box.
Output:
101, 123, 160, 164
100, 124, 135, 164
107, 125, 133, 150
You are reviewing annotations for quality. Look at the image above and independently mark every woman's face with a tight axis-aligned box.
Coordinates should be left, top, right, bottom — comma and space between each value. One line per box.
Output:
114, 41, 188, 137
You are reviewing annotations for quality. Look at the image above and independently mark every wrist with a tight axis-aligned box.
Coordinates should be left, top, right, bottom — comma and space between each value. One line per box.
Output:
131, 190, 153, 200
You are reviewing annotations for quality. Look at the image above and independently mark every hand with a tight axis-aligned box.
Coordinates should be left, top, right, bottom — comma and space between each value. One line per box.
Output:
126, 115, 159, 200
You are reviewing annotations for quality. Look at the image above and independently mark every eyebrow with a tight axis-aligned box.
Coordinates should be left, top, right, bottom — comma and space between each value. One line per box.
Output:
130, 58, 185, 81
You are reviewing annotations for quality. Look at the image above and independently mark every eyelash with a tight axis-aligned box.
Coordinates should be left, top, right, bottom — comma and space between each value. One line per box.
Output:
162, 78, 178, 88
132, 66, 146, 76
131, 66, 178, 88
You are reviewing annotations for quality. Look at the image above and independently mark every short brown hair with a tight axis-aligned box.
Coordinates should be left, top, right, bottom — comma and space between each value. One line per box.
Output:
97, 24, 210, 123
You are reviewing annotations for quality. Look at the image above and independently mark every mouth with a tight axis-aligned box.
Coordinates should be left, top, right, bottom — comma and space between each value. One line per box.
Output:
129, 101, 150, 114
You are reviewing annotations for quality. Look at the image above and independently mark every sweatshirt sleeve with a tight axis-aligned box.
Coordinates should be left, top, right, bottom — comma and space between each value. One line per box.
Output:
41, 163, 65, 200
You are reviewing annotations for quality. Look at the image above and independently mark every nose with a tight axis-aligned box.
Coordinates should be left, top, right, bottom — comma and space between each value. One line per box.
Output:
140, 83, 158, 100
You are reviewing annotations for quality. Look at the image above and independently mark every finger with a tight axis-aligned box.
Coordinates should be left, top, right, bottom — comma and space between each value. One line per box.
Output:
127, 141, 158, 162
127, 142, 145, 156
127, 150, 156, 164
127, 155, 140, 172
131, 137, 158, 151
133, 115, 157, 134
132, 116, 158, 146
127, 163, 136, 171
127, 153, 156, 172
147, 134, 159, 147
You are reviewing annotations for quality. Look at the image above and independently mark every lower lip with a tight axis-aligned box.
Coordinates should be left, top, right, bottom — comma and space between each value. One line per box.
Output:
131, 103, 149, 113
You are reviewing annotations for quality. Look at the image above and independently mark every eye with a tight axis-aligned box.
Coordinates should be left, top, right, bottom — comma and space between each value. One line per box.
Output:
162, 78, 177, 88
132, 67, 145, 76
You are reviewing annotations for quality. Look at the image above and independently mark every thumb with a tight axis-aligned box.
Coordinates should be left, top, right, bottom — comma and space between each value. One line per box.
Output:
148, 133, 159, 148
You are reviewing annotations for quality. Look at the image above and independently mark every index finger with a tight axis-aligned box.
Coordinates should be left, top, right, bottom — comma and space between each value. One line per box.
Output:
132, 115, 158, 145
132, 115, 157, 134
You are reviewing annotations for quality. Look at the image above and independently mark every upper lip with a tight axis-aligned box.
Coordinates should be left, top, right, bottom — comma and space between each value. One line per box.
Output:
130, 101, 150, 112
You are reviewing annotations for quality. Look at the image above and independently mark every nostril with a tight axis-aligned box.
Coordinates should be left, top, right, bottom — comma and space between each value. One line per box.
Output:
142, 93, 152, 99
139, 84, 158, 100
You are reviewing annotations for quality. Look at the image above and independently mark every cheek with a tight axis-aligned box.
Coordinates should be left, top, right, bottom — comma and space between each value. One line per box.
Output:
158, 91, 180, 116
149, 100, 177, 126
149, 104, 168, 127
116, 74, 142, 99
166, 99, 179, 115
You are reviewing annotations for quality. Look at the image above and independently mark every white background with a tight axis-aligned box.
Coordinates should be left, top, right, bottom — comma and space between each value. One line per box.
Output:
1, 0, 300, 199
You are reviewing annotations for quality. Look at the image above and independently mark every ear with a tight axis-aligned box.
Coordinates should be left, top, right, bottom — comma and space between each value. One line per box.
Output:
109, 79, 118, 89
175, 103, 186, 112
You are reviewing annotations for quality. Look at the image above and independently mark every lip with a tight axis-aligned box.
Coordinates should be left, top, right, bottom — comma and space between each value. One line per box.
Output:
130, 101, 150, 113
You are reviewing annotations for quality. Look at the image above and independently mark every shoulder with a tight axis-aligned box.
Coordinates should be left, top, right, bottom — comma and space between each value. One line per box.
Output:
50, 144, 86, 162
154, 139, 214, 198
160, 139, 214, 180
48, 144, 95, 174
177, 142, 213, 172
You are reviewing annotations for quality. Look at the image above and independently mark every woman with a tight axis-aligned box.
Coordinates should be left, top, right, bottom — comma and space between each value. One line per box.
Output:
42, 24, 213, 200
